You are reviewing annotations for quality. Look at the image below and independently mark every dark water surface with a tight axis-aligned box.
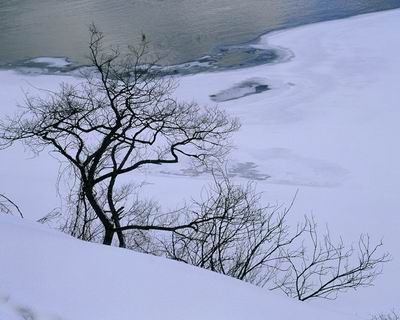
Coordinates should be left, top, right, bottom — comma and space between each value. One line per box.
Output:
1, 0, 400, 66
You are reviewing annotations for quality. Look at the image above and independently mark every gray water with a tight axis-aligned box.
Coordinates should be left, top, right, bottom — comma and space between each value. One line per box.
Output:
1, 0, 400, 67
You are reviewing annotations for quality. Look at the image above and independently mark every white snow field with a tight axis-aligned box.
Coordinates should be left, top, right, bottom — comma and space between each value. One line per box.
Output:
0, 214, 357, 320
1, 8, 400, 319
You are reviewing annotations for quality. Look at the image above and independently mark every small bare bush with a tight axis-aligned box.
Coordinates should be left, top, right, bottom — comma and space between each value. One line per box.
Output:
157, 175, 305, 286
150, 174, 389, 301
272, 218, 390, 300
371, 311, 399, 320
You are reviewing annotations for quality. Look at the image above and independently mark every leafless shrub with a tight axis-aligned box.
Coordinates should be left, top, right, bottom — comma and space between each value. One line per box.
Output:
156, 175, 305, 286
36, 209, 62, 225
143, 173, 389, 301
371, 311, 399, 320
272, 218, 390, 301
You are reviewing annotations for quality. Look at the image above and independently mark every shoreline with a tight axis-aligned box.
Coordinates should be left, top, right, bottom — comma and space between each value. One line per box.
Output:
1, 7, 399, 77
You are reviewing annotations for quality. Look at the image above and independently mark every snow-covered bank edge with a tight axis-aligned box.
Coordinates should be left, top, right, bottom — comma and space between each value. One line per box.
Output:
0, 214, 359, 320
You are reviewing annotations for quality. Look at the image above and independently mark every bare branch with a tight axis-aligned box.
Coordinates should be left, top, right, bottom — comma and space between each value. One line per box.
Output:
0, 193, 24, 218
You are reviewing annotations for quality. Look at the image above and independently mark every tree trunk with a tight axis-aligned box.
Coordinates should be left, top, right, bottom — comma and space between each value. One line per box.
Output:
103, 228, 114, 245
116, 230, 126, 248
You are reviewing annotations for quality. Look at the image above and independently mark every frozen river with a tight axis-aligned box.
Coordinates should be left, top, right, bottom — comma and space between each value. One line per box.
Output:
1, 0, 400, 66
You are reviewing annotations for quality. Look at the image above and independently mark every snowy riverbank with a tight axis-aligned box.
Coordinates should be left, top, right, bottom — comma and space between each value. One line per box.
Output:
1, 8, 400, 319
0, 214, 357, 320
174, 9, 400, 315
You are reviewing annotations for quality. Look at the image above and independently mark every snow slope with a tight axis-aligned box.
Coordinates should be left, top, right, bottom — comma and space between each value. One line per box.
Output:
165, 10, 400, 316
0, 215, 356, 320
1, 8, 400, 319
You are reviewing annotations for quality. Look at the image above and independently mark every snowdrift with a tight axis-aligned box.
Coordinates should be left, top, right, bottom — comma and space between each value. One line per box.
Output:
0, 215, 355, 320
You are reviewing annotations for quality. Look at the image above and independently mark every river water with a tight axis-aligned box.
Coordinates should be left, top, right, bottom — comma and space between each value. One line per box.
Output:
1, 0, 400, 66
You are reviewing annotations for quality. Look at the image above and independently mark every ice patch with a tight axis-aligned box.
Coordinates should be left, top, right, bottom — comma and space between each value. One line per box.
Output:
258, 148, 349, 187
159, 161, 270, 181
154, 46, 291, 75
1, 57, 78, 75
27, 57, 72, 68
210, 78, 270, 102
229, 161, 270, 180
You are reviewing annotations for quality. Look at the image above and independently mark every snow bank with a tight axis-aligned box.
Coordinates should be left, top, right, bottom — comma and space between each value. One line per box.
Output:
0, 215, 355, 320
171, 10, 400, 316
26, 57, 71, 68
1, 8, 400, 319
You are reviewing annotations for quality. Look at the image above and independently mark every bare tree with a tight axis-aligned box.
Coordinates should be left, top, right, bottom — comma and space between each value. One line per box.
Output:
138, 173, 388, 301
272, 218, 390, 301
0, 193, 24, 218
156, 175, 306, 286
0, 24, 239, 247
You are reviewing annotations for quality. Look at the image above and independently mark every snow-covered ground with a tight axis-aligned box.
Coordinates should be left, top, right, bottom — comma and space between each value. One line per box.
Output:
1, 8, 400, 319
0, 214, 359, 320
